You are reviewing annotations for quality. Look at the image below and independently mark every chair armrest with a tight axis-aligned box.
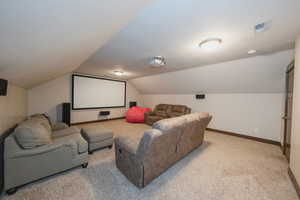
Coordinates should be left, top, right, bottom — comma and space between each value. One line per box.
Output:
51, 122, 69, 131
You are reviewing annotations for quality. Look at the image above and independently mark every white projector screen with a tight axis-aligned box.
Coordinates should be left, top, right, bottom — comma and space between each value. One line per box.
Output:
72, 75, 126, 110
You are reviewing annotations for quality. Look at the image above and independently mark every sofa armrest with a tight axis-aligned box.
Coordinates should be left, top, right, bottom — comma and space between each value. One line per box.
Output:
186, 107, 191, 114
6, 133, 87, 159
115, 136, 140, 155
54, 133, 88, 154
51, 122, 69, 131
115, 137, 144, 187
6, 142, 70, 159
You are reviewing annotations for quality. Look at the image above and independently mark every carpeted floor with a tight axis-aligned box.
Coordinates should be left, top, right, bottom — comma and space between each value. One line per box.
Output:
2, 119, 299, 200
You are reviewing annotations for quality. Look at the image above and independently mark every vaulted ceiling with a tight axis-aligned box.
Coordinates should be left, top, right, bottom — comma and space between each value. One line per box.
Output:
0, 0, 154, 88
76, 0, 300, 79
1, 0, 300, 89
130, 50, 294, 94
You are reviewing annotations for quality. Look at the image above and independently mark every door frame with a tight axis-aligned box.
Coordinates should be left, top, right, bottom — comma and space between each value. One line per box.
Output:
283, 61, 294, 160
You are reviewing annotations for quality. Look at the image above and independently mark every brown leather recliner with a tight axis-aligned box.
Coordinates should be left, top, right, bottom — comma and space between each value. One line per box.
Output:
144, 104, 191, 125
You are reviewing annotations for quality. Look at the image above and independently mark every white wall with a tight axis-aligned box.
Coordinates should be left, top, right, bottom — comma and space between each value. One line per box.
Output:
0, 84, 27, 135
130, 50, 294, 142
141, 94, 284, 142
28, 74, 142, 124
290, 35, 300, 185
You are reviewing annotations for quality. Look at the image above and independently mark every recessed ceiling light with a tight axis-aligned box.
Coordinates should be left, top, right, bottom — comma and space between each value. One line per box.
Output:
248, 49, 257, 54
199, 38, 222, 51
113, 71, 124, 76
149, 56, 166, 67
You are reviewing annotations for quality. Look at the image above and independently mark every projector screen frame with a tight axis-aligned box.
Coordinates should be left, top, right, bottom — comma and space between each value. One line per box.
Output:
71, 74, 127, 110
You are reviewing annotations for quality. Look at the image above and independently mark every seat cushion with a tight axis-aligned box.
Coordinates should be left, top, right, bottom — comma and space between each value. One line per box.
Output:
14, 120, 52, 149
53, 133, 88, 154
52, 127, 81, 138
81, 126, 114, 143
154, 110, 168, 117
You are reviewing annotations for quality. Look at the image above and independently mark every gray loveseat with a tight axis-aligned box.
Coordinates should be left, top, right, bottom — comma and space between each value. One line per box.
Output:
4, 114, 88, 194
115, 112, 212, 188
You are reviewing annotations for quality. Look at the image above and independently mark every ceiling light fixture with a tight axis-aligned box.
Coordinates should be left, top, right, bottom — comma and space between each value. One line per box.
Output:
149, 56, 166, 67
199, 38, 222, 51
248, 49, 257, 54
254, 21, 271, 33
113, 70, 124, 76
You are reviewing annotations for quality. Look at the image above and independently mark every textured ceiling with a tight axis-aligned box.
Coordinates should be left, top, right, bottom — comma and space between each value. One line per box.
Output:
130, 50, 294, 94
75, 0, 300, 80
0, 0, 154, 88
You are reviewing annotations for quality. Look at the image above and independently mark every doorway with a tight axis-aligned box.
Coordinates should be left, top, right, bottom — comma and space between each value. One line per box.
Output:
283, 61, 294, 162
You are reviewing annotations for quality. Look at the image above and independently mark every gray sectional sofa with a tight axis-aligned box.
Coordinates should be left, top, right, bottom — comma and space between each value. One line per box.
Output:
115, 112, 212, 188
4, 114, 89, 194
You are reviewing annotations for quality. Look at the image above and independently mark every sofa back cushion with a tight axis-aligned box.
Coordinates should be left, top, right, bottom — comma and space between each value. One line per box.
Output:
154, 104, 170, 117
14, 119, 52, 149
155, 104, 169, 111
152, 116, 186, 131
171, 105, 187, 113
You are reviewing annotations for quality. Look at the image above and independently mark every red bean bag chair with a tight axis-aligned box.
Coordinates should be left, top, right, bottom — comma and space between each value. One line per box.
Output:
126, 106, 151, 123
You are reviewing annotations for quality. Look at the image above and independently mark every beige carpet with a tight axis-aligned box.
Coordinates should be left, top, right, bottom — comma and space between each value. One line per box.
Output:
2, 119, 298, 200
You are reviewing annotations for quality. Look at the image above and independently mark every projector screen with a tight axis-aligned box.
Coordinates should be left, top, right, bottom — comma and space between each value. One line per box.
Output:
72, 74, 126, 110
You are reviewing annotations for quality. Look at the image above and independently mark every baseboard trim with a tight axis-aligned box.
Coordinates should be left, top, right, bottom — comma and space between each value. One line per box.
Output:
288, 167, 300, 199
206, 128, 280, 146
71, 117, 125, 126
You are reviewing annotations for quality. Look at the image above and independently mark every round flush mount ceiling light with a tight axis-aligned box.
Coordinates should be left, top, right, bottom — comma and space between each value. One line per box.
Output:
149, 56, 166, 67
199, 38, 222, 51
113, 70, 124, 76
248, 49, 257, 54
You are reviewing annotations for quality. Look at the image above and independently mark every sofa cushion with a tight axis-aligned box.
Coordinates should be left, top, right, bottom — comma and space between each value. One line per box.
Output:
172, 105, 186, 113
52, 127, 81, 138
14, 120, 52, 149
154, 110, 168, 117
155, 104, 168, 111
53, 133, 88, 154
153, 116, 186, 131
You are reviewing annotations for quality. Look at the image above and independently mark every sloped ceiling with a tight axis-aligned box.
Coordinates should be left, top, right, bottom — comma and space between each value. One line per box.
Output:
129, 50, 294, 94
0, 0, 154, 88
75, 0, 300, 80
